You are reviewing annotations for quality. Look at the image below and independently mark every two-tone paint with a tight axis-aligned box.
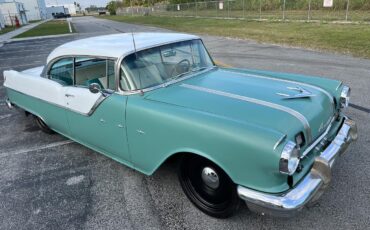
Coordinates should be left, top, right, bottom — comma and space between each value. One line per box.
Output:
3, 33, 350, 196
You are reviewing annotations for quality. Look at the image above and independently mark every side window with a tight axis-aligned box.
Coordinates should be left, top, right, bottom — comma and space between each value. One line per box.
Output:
49, 58, 73, 86
74, 58, 116, 90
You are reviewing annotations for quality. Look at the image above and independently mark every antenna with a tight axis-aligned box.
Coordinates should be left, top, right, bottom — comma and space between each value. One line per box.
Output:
131, 31, 143, 95
131, 30, 138, 59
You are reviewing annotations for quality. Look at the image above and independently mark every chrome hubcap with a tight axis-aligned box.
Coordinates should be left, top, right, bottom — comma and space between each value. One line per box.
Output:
201, 167, 220, 189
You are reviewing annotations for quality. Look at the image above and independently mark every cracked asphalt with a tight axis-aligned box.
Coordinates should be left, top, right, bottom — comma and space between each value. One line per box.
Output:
0, 16, 369, 229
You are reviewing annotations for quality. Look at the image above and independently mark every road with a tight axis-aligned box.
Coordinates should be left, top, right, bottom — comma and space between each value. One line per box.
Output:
0, 16, 369, 230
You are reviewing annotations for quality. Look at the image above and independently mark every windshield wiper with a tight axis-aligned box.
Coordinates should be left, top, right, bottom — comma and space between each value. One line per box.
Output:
168, 71, 190, 82
191, 66, 210, 73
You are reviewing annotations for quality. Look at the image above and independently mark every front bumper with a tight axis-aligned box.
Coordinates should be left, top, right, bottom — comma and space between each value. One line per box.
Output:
237, 117, 357, 217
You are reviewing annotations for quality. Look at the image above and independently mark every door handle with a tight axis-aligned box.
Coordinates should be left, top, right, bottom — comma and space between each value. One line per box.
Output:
65, 94, 75, 98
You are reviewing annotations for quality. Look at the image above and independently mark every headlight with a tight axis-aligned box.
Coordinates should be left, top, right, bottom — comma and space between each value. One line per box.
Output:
295, 132, 305, 148
279, 141, 300, 175
340, 86, 350, 108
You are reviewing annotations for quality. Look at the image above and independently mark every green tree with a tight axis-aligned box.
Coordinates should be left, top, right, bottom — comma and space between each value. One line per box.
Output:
106, 1, 118, 15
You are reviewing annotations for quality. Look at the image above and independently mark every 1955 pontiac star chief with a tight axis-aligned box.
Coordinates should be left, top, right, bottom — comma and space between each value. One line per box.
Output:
3, 33, 357, 218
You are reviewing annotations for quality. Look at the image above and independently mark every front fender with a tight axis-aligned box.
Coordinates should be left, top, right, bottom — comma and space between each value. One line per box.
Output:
127, 95, 291, 194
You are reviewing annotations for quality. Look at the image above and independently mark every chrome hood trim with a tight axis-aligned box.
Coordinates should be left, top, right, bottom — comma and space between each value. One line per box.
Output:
224, 70, 334, 109
277, 86, 316, 99
181, 83, 312, 141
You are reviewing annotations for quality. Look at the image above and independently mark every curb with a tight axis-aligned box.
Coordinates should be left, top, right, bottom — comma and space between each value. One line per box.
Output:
9, 33, 76, 42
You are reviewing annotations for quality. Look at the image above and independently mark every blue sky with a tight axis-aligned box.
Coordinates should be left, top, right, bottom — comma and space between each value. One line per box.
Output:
45, 0, 111, 8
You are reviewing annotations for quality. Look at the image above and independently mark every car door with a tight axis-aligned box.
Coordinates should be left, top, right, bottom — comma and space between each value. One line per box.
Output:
46, 57, 74, 135
64, 57, 130, 164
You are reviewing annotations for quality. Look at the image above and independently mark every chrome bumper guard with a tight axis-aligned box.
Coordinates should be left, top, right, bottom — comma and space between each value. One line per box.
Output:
5, 98, 13, 109
237, 118, 357, 217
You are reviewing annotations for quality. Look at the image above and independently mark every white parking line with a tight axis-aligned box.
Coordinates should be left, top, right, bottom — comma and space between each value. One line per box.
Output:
0, 114, 12, 120
0, 140, 74, 158
0, 53, 47, 61
1, 61, 44, 69
0, 49, 52, 54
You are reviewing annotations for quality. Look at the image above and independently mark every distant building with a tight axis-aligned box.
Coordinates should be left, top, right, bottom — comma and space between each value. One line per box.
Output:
14, 0, 47, 21
62, 3, 81, 15
0, 2, 28, 26
0, 0, 3, 29
46, 5, 65, 18
46, 3, 81, 16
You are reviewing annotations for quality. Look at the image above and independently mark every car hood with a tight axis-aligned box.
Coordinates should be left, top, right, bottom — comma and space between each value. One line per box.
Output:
146, 68, 335, 144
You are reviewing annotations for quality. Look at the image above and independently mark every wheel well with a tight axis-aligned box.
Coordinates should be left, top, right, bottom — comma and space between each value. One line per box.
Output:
157, 152, 233, 182
159, 152, 191, 166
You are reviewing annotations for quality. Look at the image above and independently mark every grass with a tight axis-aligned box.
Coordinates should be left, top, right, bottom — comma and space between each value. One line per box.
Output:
101, 15, 370, 59
14, 20, 72, 38
0, 26, 16, 35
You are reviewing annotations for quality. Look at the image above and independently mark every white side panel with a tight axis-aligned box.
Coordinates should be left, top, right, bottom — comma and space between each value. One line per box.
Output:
64, 87, 102, 115
4, 70, 102, 115
4, 70, 66, 107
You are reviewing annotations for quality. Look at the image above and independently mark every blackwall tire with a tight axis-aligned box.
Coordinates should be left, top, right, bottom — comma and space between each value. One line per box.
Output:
178, 155, 240, 218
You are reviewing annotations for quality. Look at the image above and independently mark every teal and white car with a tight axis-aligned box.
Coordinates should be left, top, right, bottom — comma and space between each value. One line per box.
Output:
3, 33, 357, 218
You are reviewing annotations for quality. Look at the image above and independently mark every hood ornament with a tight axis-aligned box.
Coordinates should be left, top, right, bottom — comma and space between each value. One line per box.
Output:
277, 86, 315, 99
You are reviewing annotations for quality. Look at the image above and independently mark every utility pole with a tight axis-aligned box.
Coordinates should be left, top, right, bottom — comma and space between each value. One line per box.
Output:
243, 0, 245, 19
8, 10, 13, 27
130, 0, 133, 16
195, 0, 197, 17
259, 0, 262, 20
345, 0, 350, 21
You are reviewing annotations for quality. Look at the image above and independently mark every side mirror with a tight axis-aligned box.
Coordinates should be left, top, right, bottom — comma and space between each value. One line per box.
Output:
89, 83, 101, 94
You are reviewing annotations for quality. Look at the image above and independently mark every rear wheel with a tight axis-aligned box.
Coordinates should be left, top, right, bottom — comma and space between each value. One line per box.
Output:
34, 115, 55, 134
178, 155, 240, 218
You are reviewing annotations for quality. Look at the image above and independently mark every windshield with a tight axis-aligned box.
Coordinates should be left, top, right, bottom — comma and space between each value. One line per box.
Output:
120, 39, 214, 91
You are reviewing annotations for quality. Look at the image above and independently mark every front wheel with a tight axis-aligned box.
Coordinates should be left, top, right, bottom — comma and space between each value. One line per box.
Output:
178, 155, 240, 218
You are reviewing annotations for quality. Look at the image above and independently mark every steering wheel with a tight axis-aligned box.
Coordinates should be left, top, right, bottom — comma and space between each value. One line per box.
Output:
170, 59, 191, 78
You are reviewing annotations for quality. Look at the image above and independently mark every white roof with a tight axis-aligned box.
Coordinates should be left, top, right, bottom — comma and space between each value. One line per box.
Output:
47, 33, 200, 63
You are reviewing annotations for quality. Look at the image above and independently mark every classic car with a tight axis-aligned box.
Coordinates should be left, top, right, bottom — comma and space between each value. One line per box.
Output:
3, 33, 357, 218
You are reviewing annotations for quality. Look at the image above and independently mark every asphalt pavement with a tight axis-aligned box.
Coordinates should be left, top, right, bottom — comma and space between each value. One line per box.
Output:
0, 16, 369, 230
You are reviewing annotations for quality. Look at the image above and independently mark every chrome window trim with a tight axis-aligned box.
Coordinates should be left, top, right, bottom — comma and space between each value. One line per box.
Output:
105, 59, 109, 89
181, 83, 312, 142
116, 66, 216, 96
